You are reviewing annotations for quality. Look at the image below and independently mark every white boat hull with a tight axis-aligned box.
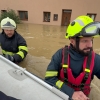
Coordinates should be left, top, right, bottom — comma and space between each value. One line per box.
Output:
0, 55, 69, 100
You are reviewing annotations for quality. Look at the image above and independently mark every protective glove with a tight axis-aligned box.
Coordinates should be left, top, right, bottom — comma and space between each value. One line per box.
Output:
4, 54, 14, 62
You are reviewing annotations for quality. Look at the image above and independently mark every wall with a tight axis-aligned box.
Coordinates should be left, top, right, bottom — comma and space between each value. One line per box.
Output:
0, 0, 100, 25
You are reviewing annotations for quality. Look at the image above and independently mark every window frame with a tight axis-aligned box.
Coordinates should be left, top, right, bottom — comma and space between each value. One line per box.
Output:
18, 11, 28, 21
53, 14, 58, 21
87, 13, 97, 21
43, 12, 51, 22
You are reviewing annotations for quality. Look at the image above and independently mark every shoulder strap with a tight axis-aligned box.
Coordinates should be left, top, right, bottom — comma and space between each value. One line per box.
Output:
81, 52, 95, 89
62, 45, 69, 82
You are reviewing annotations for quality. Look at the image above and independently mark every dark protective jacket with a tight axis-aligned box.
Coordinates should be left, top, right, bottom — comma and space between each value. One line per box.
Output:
45, 45, 100, 98
0, 31, 28, 63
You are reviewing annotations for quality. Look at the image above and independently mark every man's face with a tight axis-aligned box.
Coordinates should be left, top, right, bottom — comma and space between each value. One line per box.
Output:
79, 37, 93, 54
4, 29, 14, 38
70, 37, 93, 55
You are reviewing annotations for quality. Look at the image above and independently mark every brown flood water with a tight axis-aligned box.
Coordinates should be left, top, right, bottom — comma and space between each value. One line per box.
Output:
1, 23, 100, 99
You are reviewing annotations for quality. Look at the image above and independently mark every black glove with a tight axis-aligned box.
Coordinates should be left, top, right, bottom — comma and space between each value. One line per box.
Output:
4, 54, 14, 62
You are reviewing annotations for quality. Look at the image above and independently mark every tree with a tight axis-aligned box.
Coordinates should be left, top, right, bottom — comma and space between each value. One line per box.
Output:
0, 9, 21, 24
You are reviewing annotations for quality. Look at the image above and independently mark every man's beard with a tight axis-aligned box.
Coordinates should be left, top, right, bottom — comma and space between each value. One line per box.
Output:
70, 43, 93, 56
78, 47, 93, 56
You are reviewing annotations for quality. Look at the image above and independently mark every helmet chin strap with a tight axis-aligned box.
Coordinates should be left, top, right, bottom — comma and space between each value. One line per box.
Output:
70, 37, 80, 52
75, 37, 80, 51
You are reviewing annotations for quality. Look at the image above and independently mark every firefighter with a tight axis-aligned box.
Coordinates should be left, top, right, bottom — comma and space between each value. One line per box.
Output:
45, 15, 100, 100
0, 17, 28, 63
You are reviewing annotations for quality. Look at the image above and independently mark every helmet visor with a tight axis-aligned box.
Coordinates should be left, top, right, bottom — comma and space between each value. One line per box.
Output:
80, 22, 100, 37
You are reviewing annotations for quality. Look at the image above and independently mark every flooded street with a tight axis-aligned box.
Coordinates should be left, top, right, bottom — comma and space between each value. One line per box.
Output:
1, 23, 100, 99
17, 24, 68, 79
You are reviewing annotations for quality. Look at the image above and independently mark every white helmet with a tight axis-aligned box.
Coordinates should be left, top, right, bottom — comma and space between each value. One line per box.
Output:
1, 17, 16, 30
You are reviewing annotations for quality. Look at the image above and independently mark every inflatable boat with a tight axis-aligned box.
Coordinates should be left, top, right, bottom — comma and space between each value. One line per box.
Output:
0, 55, 69, 100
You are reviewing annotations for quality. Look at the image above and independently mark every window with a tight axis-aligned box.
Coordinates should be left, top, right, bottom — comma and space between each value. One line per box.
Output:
53, 14, 58, 21
18, 11, 28, 21
43, 12, 51, 22
1, 10, 7, 13
87, 13, 96, 21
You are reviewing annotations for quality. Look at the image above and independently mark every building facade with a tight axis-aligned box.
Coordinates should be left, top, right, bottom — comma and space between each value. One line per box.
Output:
0, 0, 100, 26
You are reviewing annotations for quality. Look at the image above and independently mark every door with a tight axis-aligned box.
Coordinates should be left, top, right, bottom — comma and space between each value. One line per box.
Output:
61, 10, 72, 26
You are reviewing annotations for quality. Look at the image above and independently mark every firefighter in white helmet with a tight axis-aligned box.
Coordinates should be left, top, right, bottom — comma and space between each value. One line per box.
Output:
0, 17, 28, 63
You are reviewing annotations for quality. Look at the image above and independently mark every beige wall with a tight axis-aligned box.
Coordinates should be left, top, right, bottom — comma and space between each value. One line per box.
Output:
0, 0, 100, 26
